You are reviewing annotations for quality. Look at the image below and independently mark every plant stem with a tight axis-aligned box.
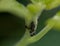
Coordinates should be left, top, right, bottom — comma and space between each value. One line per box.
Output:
15, 29, 31, 46
28, 24, 54, 44
15, 24, 55, 46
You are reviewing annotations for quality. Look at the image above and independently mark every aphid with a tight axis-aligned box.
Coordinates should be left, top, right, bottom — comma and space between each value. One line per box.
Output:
30, 22, 35, 36
25, 21, 35, 36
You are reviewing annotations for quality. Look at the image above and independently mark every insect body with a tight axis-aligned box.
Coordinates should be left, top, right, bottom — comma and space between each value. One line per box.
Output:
25, 21, 35, 36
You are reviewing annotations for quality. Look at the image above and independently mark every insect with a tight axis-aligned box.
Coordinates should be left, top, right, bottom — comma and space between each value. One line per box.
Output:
25, 21, 35, 36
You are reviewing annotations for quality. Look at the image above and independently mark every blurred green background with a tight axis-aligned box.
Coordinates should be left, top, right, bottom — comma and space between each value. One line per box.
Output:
0, 12, 25, 46
0, 0, 60, 46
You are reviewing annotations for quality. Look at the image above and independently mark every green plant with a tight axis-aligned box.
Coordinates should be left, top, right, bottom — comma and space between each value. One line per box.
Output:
0, 0, 60, 46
